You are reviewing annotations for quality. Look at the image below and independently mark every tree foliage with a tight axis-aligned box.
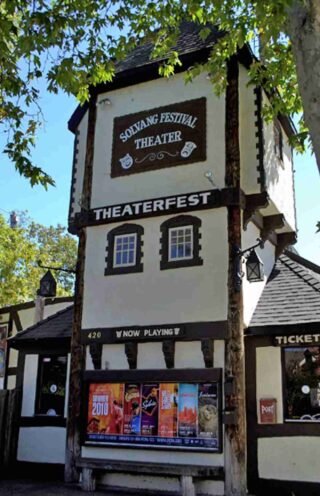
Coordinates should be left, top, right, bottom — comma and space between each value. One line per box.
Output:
0, 214, 77, 307
0, 0, 319, 186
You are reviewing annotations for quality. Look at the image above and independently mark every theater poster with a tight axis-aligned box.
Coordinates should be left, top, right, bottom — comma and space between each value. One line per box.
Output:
158, 383, 178, 437
87, 383, 124, 439
123, 383, 141, 435
85, 381, 220, 451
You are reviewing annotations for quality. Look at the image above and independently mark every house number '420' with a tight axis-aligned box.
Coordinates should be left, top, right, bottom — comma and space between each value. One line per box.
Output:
87, 331, 101, 340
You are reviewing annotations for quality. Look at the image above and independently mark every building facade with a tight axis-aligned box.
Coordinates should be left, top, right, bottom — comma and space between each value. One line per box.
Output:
64, 22, 316, 496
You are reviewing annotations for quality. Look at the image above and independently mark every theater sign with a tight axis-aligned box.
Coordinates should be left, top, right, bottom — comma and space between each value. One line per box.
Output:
111, 98, 206, 177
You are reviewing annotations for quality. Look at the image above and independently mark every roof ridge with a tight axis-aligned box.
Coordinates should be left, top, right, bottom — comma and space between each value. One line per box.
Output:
8, 304, 74, 341
279, 254, 320, 293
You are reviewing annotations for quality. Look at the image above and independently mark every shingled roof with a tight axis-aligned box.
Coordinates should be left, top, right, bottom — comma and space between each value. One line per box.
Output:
248, 251, 320, 331
9, 305, 73, 348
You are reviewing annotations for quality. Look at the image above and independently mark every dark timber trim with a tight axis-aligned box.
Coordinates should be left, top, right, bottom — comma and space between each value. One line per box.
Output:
81, 320, 228, 344
105, 223, 144, 276
253, 87, 265, 190
246, 322, 320, 336
84, 368, 222, 383
225, 55, 246, 494
68, 129, 80, 225
276, 232, 297, 257
20, 416, 67, 428
243, 192, 269, 230
261, 214, 285, 241
159, 215, 203, 270
65, 95, 97, 483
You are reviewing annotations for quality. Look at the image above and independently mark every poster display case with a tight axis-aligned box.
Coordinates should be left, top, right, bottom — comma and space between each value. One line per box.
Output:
83, 369, 222, 452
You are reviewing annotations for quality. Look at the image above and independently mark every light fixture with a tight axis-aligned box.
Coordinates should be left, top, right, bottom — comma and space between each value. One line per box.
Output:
99, 97, 111, 106
234, 238, 264, 292
38, 270, 57, 297
204, 170, 219, 189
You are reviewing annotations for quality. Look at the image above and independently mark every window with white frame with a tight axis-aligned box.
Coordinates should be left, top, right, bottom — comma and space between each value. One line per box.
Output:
169, 226, 193, 261
105, 224, 144, 275
114, 233, 137, 267
160, 215, 202, 270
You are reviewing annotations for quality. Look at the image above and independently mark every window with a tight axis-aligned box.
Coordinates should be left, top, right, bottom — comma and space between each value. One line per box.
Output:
169, 226, 193, 261
36, 355, 67, 416
284, 347, 320, 422
114, 233, 137, 267
105, 224, 144, 275
274, 120, 283, 162
160, 215, 202, 270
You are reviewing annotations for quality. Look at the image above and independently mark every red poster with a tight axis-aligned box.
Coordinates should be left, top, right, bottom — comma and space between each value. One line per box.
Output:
123, 383, 141, 435
159, 383, 178, 437
87, 383, 124, 435
260, 398, 277, 424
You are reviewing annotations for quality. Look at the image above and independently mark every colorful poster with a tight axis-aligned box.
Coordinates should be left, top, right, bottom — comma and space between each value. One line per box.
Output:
123, 383, 141, 435
87, 383, 124, 436
159, 383, 178, 437
141, 384, 159, 435
178, 384, 198, 437
198, 383, 218, 438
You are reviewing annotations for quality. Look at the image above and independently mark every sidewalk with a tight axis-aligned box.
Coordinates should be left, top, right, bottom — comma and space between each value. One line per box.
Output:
0, 479, 121, 496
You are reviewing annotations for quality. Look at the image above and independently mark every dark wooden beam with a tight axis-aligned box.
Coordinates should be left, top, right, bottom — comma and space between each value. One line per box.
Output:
89, 343, 102, 370
125, 342, 137, 369
201, 339, 214, 368
65, 95, 97, 483
225, 56, 247, 495
243, 192, 269, 230
276, 232, 297, 257
162, 340, 175, 369
261, 214, 285, 241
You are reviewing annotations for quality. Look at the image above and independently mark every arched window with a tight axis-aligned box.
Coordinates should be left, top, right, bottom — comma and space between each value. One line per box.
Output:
160, 215, 203, 270
105, 224, 144, 275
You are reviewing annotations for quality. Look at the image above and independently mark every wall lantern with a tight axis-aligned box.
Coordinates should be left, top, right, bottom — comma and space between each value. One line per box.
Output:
234, 238, 264, 292
38, 270, 57, 297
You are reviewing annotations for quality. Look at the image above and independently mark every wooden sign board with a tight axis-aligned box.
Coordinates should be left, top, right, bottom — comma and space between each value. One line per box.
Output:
111, 98, 206, 177
259, 398, 277, 424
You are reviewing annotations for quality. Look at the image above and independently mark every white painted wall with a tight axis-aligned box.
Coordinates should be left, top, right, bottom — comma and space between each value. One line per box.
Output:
239, 65, 260, 194
242, 222, 275, 327
17, 427, 66, 463
21, 354, 38, 416
258, 437, 320, 482
82, 445, 224, 467
7, 376, 15, 389
82, 209, 228, 329
91, 72, 225, 208
256, 347, 283, 423
69, 112, 88, 218
263, 93, 296, 231
43, 301, 73, 319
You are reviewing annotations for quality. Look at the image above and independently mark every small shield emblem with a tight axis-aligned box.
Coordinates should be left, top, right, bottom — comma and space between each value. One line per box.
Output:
119, 153, 133, 169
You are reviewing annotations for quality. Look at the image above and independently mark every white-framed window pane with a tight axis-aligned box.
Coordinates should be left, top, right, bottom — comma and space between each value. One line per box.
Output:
114, 233, 137, 267
169, 226, 193, 261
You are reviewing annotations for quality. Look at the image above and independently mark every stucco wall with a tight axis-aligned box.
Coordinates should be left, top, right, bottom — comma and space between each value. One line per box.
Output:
82, 209, 227, 328
258, 437, 320, 482
82, 209, 228, 329
239, 65, 260, 194
256, 347, 283, 423
17, 427, 66, 463
21, 354, 38, 416
263, 93, 296, 231
90, 71, 225, 208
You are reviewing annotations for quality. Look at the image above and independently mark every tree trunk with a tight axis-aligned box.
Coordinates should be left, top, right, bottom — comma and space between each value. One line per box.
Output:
224, 56, 247, 496
287, 0, 320, 173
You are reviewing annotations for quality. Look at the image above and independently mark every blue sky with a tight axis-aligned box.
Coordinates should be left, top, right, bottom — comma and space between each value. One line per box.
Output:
0, 88, 319, 265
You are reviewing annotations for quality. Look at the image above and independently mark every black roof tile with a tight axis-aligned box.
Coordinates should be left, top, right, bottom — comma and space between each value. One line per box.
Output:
10, 305, 73, 346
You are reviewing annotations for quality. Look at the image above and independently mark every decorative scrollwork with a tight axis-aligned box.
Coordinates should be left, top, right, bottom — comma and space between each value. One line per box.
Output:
135, 150, 179, 164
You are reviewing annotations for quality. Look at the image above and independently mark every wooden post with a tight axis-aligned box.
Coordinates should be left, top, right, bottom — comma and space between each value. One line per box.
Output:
224, 56, 247, 495
65, 95, 97, 483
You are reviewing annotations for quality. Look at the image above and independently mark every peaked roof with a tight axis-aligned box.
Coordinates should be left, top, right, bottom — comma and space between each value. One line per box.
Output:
9, 305, 73, 348
249, 251, 320, 331
68, 22, 222, 133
